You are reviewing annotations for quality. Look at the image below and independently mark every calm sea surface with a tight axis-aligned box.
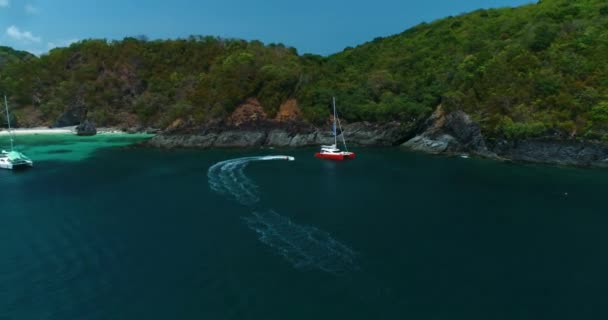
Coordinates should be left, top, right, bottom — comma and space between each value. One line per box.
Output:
1, 134, 608, 319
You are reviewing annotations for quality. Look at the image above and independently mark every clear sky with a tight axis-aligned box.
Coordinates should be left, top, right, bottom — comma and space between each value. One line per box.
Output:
0, 0, 534, 56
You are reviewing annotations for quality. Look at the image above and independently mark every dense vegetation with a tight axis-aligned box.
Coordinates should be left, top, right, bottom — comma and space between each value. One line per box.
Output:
1, 0, 608, 139
0, 46, 35, 68
0, 37, 307, 128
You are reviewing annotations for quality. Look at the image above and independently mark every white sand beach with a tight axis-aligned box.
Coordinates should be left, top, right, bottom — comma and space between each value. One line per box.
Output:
0, 127, 129, 136
0, 127, 75, 136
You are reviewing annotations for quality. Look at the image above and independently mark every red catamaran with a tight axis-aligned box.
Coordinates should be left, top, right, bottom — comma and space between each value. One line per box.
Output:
315, 97, 356, 161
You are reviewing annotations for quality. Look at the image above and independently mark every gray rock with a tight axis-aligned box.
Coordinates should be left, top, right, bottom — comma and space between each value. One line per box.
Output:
402, 107, 494, 157
125, 126, 142, 134
402, 134, 456, 153
76, 120, 97, 136
491, 139, 608, 167
213, 131, 266, 148
289, 132, 318, 147
444, 111, 488, 151
344, 121, 413, 146
145, 127, 161, 134
266, 130, 293, 147
314, 131, 336, 146
402, 107, 608, 167
145, 134, 217, 148
142, 120, 418, 149
125, 126, 161, 134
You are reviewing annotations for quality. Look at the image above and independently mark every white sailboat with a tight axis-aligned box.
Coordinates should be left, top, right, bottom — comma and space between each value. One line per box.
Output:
314, 97, 356, 161
0, 95, 33, 170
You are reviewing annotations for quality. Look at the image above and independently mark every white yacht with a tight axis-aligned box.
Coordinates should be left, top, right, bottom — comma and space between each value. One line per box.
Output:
314, 97, 356, 161
0, 95, 33, 170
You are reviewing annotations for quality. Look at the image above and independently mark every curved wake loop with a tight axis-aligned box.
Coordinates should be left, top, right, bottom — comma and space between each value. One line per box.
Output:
208, 156, 357, 274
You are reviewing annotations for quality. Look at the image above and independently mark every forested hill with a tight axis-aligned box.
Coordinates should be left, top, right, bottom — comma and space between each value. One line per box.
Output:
0, 46, 35, 68
2, 0, 608, 140
324, 0, 608, 139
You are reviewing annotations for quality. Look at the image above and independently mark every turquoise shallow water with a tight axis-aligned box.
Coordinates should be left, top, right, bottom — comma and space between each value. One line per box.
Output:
1, 135, 608, 319
1, 133, 154, 162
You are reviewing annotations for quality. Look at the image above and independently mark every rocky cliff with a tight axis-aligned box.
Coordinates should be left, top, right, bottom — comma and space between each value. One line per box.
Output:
144, 99, 417, 149
142, 100, 608, 168
402, 106, 494, 157
490, 139, 608, 168
401, 106, 608, 167
144, 121, 415, 149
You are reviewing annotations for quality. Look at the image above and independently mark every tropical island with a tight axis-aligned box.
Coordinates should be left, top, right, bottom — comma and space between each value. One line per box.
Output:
2, 0, 608, 166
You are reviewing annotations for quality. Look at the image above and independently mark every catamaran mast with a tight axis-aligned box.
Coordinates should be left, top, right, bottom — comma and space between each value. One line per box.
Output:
332, 97, 349, 152
4, 95, 14, 151
332, 97, 338, 147
336, 109, 348, 152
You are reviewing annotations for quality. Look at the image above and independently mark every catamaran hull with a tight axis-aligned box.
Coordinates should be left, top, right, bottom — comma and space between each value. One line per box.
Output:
0, 163, 33, 170
315, 152, 356, 161
3, 95, 34, 170
0, 160, 33, 170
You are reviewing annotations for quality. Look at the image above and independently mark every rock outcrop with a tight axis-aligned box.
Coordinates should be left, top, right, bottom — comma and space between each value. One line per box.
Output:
402, 106, 608, 167
490, 139, 608, 168
143, 121, 415, 149
402, 106, 494, 157
76, 119, 97, 136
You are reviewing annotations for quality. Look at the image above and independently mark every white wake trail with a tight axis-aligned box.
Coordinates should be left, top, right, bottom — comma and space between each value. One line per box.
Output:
207, 156, 357, 274
243, 210, 358, 274
208, 156, 293, 206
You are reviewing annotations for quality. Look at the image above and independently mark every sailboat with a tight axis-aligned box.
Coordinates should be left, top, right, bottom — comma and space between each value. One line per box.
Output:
0, 95, 33, 170
315, 97, 356, 161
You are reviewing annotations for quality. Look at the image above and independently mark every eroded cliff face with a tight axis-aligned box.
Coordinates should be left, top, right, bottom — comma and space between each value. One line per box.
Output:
402, 106, 608, 167
144, 121, 414, 149
401, 106, 494, 157
144, 100, 608, 168
490, 139, 608, 168
145, 98, 418, 149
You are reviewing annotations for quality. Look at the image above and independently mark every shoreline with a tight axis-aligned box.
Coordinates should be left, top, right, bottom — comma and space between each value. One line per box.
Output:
4, 119, 608, 168
142, 116, 608, 168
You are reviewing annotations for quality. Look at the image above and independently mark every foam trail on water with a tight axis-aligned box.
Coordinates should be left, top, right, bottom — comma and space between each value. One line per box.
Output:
207, 156, 357, 274
208, 156, 293, 206
243, 210, 357, 274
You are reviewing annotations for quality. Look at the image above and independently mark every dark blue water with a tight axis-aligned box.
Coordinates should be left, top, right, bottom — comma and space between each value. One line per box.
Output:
1, 138, 608, 319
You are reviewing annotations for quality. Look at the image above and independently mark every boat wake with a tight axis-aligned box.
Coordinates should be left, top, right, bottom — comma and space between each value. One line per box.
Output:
208, 156, 294, 206
243, 210, 357, 274
207, 156, 357, 274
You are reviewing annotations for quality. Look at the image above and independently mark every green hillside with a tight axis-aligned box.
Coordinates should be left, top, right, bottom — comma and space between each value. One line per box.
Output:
0, 37, 305, 127
0, 46, 34, 68
2, 0, 608, 139
315, 0, 608, 139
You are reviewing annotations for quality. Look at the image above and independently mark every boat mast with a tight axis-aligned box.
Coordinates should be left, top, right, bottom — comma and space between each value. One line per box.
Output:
332, 97, 337, 147
336, 109, 348, 152
334, 99, 349, 152
3, 95, 13, 151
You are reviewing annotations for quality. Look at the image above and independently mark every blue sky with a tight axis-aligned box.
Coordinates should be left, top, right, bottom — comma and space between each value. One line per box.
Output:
0, 0, 534, 56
